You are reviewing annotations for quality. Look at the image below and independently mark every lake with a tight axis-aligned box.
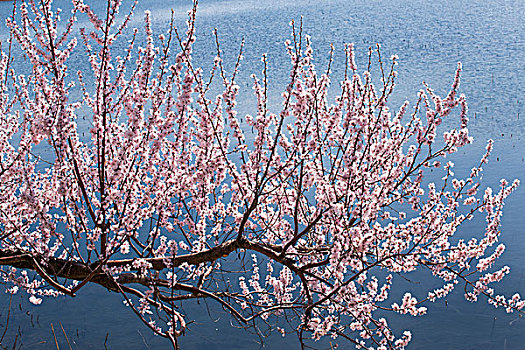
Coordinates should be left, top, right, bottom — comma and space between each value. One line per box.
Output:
0, 0, 523, 348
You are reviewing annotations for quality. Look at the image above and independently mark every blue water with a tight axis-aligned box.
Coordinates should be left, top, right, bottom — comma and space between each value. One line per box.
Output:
0, 0, 523, 348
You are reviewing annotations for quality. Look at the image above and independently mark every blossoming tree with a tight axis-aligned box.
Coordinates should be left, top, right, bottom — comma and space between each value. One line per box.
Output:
0, 0, 523, 348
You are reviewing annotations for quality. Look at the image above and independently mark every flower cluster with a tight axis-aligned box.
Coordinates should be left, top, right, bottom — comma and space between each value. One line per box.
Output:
0, 0, 522, 348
